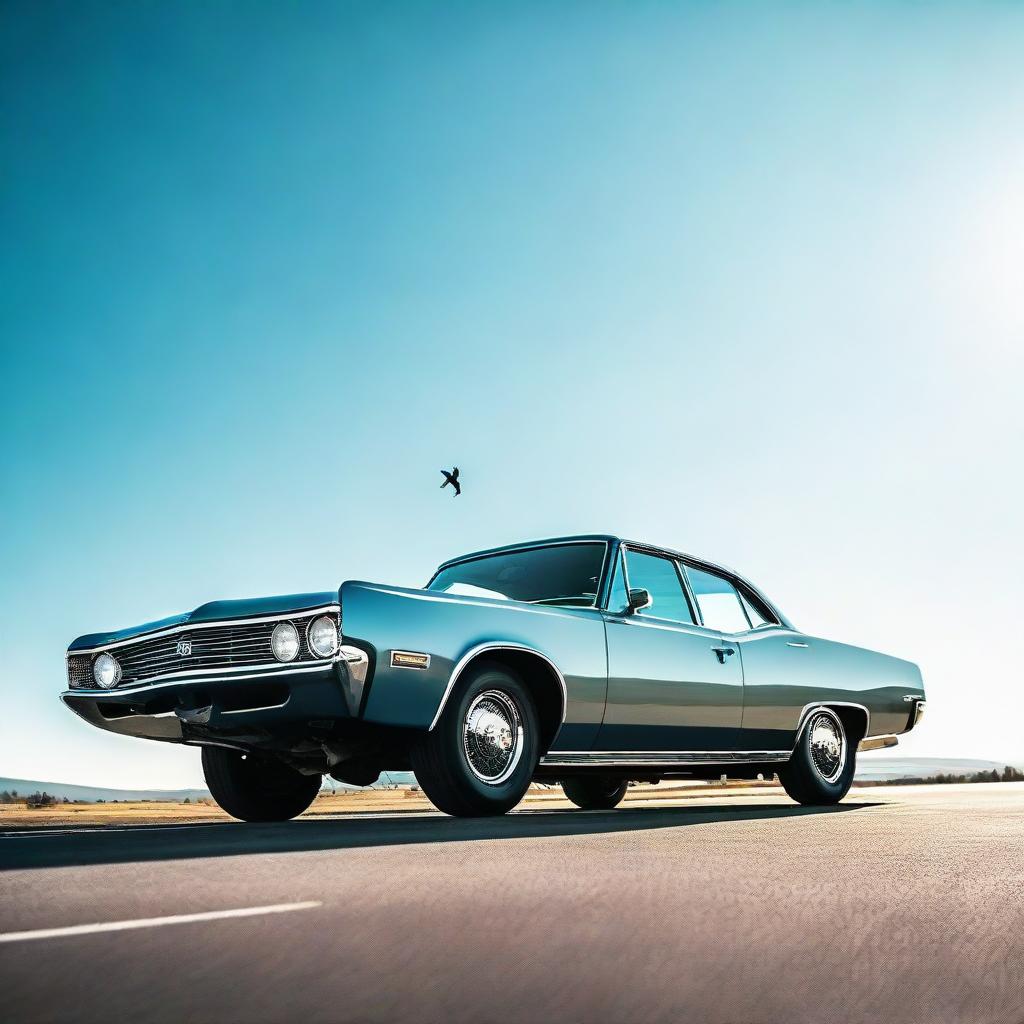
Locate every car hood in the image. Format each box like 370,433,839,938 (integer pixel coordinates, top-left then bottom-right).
68,591,338,651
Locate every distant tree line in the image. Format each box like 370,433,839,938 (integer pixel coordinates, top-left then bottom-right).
1,790,81,807
0,791,213,807
870,766,1024,787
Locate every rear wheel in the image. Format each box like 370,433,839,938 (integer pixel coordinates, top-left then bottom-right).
561,776,629,810
412,662,539,817
778,707,855,805
201,747,321,822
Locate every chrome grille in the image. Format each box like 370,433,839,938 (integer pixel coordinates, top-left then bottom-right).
66,655,93,687
67,611,336,689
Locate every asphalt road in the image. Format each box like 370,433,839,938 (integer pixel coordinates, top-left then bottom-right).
2,783,1023,1024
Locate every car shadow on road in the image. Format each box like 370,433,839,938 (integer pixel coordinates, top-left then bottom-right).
0,801,881,872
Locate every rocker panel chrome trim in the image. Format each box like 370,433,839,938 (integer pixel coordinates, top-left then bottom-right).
539,750,790,767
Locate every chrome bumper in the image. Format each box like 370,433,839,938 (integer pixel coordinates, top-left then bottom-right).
858,735,899,752
61,648,371,743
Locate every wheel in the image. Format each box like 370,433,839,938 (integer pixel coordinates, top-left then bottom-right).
411,661,539,817
561,776,629,810
201,746,321,822
778,707,855,806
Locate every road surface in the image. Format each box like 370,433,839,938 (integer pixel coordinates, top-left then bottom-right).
2,783,1022,1023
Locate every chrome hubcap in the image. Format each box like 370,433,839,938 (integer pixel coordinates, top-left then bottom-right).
463,690,523,785
807,711,846,783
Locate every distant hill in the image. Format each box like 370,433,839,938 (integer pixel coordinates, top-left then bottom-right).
4,761,1019,804
0,771,418,804
323,771,416,791
0,778,211,803
854,757,1019,781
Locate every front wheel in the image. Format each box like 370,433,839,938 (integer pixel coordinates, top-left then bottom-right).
411,662,539,817
778,707,855,806
561,776,629,810
201,747,321,822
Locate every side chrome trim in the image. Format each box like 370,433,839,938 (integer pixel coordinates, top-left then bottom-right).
540,750,790,767
220,699,292,715
793,701,872,745
428,642,568,732
67,605,341,656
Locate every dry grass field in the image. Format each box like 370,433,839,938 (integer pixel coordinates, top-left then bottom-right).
0,779,783,828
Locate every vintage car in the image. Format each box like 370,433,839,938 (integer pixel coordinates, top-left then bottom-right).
62,535,926,821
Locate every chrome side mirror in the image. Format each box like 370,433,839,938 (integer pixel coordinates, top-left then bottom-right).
627,588,651,613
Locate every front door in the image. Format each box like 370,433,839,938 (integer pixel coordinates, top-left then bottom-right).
596,547,744,753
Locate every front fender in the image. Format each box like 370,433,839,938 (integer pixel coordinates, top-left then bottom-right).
338,581,607,750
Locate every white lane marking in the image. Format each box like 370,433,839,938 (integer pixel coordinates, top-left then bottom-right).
0,901,322,944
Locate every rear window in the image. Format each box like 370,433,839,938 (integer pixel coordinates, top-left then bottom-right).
683,565,752,633
428,543,607,607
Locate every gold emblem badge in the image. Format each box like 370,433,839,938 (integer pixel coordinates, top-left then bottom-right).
391,650,430,670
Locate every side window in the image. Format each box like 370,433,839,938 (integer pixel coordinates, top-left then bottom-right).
740,590,772,628
684,565,752,633
624,550,695,624
605,549,628,614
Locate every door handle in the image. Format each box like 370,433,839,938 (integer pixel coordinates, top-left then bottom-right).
785,641,809,648
711,646,735,664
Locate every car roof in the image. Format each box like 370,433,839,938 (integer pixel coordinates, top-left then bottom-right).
437,534,737,575
434,534,792,628
435,534,618,568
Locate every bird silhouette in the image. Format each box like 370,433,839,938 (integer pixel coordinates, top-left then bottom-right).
440,466,461,496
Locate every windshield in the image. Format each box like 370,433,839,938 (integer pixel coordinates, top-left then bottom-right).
427,543,607,607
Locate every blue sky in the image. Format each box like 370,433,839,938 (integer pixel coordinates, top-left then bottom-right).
2,2,1023,787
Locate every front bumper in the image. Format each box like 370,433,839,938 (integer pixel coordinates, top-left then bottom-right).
61,647,370,743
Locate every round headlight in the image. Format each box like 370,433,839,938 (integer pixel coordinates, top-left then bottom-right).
93,653,122,688
271,622,299,662
307,615,339,659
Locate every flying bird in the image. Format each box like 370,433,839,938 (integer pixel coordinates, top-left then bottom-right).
440,467,461,496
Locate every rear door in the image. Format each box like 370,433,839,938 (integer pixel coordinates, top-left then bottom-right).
597,547,744,752
681,564,808,753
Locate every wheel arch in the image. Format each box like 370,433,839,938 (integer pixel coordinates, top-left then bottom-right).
795,701,869,749
430,643,567,755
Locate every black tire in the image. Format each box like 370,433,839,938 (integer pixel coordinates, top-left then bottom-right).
201,746,321,822
411,661,539,817
561,776,629,810
778,707,855,806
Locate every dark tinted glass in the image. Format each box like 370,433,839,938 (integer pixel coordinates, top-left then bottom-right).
740,591,771,628
624,550,694,623
428,543,606,607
